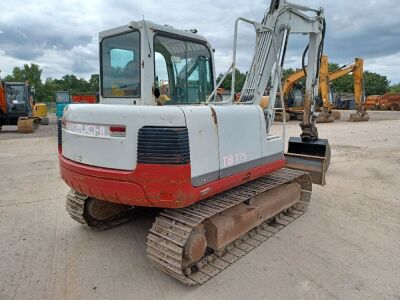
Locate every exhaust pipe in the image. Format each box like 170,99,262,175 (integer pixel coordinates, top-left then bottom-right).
285,137,330,186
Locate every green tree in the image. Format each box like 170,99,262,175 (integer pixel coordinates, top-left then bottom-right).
89,74,99,93
328,63,353,93
328,63,389,96
389,83,400,93
363,71,389,96
41,78,63,102
4,63,48,100
216,69,247,93
282,68,295,81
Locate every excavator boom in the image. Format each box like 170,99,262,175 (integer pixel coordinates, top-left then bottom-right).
328,58,368,121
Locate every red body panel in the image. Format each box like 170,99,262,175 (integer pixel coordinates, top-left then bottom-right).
72,95,97,104
59,154,285,208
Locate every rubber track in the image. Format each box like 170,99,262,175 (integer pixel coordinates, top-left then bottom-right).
146,168,312,286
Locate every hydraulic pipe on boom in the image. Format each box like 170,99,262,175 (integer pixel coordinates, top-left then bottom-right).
231,0,330,184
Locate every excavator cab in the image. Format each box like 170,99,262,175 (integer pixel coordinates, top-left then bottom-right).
55,91,72,119
0,82,39,133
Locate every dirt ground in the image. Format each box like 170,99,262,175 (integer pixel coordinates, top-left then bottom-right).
0,111,399,300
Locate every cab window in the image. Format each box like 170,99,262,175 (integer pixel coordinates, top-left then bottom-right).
101,31,140,98
154,35,213,104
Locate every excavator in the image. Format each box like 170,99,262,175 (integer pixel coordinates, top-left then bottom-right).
59,0,330,285
277,55,341,123
328,58,369,121
0,78,40,133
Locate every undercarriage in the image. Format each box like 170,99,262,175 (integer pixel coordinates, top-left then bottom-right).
66,168,311,286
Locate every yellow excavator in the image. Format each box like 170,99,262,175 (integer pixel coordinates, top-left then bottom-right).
277,65,337,123
328,58,369,122
0,79,40,133
277,55,368,122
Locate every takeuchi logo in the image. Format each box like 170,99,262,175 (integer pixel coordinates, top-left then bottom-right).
65,121,108,137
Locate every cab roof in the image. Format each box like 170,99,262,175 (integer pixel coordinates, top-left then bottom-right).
99,20,209,44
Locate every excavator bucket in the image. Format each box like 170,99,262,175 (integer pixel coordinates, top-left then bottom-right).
285,137,330,186
332,110,341,120
316,113,335,123
17,117,39,134
349,111,369,122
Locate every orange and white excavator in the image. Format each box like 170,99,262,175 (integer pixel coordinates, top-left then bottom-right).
59,0,330,285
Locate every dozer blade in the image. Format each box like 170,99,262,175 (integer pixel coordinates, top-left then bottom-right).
349,111,369,122
285,137,330,186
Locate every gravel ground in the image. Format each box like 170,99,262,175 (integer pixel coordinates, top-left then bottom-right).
0,114,58,140
0,110,399,300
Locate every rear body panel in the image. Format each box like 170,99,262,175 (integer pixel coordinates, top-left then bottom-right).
60,104,285,208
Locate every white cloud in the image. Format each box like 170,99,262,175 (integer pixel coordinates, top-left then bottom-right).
0,0,399,85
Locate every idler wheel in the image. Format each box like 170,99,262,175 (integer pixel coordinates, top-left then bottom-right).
184,225,207,263
85,198,128,221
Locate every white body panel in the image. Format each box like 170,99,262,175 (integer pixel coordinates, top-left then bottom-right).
214,105,261,177
181,106,220,186
62,104,186,170
62,104,284,186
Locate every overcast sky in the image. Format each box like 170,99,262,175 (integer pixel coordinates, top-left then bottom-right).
1,0,399,84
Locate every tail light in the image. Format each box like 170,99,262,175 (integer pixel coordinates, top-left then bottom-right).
109,125,126,138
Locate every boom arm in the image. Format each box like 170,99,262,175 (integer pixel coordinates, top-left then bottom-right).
328,58,365,112
282,69,305,97
237,0,325,140
319,55,332,111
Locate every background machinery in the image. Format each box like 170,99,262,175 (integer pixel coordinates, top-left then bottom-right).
59,0,330,285
55,91,98,119
55,91,72,119
0,79,40,133
328,58,369,121
277,56,367,122
33,102,49,125
277,55,343,123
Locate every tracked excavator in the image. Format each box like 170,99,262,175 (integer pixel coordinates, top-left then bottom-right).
329,58,369,121
275,68,306,121
0,79,40,133
276,55,341,123
59,0,330,285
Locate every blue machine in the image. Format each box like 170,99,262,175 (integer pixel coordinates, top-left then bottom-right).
55,91,71,119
